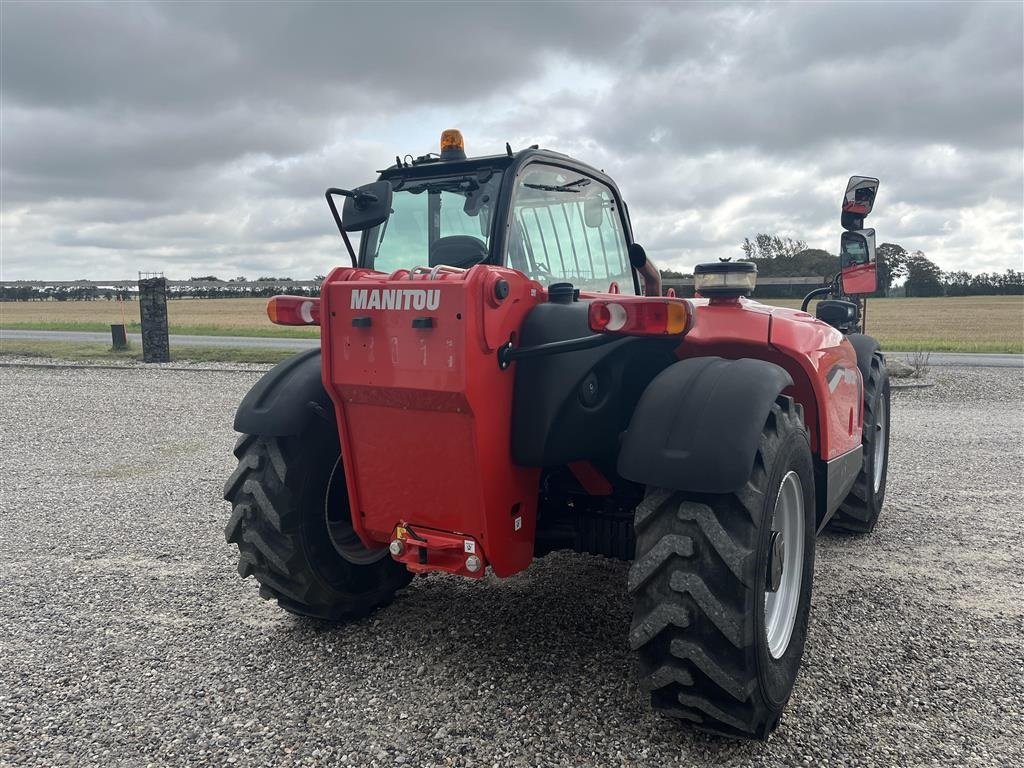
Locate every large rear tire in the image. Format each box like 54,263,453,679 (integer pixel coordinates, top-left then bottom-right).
828,350,890,533
223,418,411,621
628,396,815,739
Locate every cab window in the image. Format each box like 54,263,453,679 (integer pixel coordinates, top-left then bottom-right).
507,164,632,292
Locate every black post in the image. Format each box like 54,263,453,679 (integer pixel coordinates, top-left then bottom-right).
110,324,128,351
138,276,170,363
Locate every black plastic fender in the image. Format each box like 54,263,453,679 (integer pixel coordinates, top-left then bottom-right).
617,357,794,494
845,332,882,384
232,349,334,436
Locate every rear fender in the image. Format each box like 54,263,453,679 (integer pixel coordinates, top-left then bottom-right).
232,349,333,436
845,332,882,383
617,357,794,494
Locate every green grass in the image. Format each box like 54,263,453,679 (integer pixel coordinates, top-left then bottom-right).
0,320,319,339
0,340,295,364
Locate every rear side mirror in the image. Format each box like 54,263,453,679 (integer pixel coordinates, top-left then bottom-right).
840,228,877,295
841,176,879,231
338,181,393,232
628,243,648,270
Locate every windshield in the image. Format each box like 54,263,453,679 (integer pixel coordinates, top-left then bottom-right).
361,171,503,273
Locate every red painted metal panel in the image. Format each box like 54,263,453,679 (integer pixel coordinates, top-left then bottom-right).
678,298,862,459
319,265,543,577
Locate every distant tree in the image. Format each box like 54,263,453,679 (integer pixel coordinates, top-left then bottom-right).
739,234,835,278
904,250,944,297
741,234,807,262
943,268,1024,296
874,243,908,296
788,248,836,278
1002,269,1024,295
659,268,689,280
190,275,220,281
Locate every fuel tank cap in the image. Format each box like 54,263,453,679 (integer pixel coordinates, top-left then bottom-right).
547,282,578,304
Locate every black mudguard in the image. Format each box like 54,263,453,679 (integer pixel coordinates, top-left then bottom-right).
617,357,794,494
846,332,881,384
232,349,334,436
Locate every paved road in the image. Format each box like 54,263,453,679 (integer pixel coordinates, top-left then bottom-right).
3,328,1021,367
1,327,319,351
886,351,1023,368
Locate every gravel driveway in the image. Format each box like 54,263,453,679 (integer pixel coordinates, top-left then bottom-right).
1,361,1022,767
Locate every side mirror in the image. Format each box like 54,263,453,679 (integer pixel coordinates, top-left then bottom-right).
841,176,879,231
336,181,393,232
840,228,877,295
628,243,662,296
627,242,648,270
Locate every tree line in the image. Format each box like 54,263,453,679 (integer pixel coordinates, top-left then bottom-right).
658,235,1022,297
1,276,325,302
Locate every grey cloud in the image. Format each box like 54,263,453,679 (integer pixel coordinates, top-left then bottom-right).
2,2,637,112
591,3,1022,155
1,1,1020,280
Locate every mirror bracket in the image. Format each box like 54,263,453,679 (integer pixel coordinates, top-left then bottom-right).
326,181,395,268
326,188,358,267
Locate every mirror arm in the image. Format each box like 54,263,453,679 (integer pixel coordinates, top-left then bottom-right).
639,259,662,297
326,189,358,268
800,285,833,313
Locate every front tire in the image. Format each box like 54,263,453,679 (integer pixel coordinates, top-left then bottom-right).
828,350,891,533
628,396,816,739
223,420,411,621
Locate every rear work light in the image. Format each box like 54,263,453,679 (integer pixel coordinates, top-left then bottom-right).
588,298,690,336
267,295,321,326
693,261,757,298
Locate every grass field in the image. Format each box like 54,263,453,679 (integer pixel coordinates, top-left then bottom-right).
0,298,318,338
2,295,1022,355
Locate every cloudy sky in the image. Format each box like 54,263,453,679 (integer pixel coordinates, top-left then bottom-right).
2,1,1022,281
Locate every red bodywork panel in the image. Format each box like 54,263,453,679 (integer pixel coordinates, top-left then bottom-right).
679,298,862,460
319,265,543,577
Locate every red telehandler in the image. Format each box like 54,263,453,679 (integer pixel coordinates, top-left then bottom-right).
224,131,889,739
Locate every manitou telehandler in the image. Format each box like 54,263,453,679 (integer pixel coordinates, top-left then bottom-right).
224,131,890,739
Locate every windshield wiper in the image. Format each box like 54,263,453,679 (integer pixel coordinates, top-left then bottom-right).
524,178,591,193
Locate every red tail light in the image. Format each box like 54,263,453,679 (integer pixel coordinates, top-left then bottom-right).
267,295,321,326
588,298,690,336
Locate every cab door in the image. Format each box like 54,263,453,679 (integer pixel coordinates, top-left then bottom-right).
504,163,637,294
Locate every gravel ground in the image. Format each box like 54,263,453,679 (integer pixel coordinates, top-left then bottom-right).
1,361,1022,767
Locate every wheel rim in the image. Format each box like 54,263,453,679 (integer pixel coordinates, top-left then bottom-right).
764,471,805,659
872,397,887,494
324,457,388,565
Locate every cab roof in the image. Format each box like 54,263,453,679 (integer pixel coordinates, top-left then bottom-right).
376,147,616,191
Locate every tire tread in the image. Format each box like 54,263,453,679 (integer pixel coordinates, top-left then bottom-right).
224,434,408,621
628,396,809,739
829,352,889,533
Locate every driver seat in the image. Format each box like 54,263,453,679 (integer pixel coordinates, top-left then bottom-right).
429,236,487,269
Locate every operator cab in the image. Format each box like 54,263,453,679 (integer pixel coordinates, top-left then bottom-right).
331,130,643,295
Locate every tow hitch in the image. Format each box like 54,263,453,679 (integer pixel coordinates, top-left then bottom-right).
390,525,487,578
